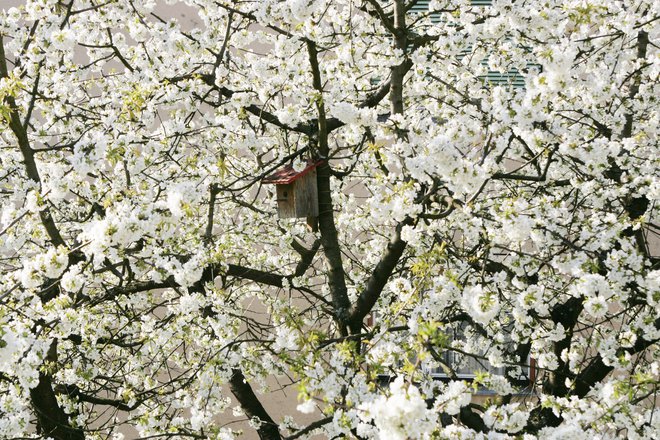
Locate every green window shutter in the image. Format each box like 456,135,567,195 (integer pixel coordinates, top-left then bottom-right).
408,0,440,23
408,0,430,13
483,69,527,88
409,0,493,11
409,1,494,25
410,0,529,89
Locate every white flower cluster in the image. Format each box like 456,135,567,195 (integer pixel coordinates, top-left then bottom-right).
19,247,68,289
462,285,500,326
358,377,437,440
483,403,529,433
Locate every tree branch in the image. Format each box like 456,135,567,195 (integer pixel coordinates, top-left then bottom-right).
285,416,333,440
306,40,352,334
349,1,411,332
0,36,66,247
28,342,84,440
225,263,285,288
349,219,412,331
228,369,282,440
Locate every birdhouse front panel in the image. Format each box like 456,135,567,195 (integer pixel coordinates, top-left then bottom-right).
276,183,296,218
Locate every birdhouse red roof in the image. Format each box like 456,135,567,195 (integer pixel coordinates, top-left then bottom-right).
262,160,324,185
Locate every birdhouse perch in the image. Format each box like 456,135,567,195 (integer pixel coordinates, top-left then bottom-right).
263,160,324,219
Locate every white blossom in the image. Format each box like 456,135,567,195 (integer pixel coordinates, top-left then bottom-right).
359,377,437,440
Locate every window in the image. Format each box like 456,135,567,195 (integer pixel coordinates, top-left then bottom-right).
370,311,533,396
410,0,535,89
424,322,505,380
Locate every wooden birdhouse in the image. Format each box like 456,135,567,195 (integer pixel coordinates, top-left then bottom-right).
263,160,324,219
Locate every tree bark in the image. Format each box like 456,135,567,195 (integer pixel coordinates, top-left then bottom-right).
0,37,66,247
306,40,352,335
29,342,85,440
228,369,282,440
